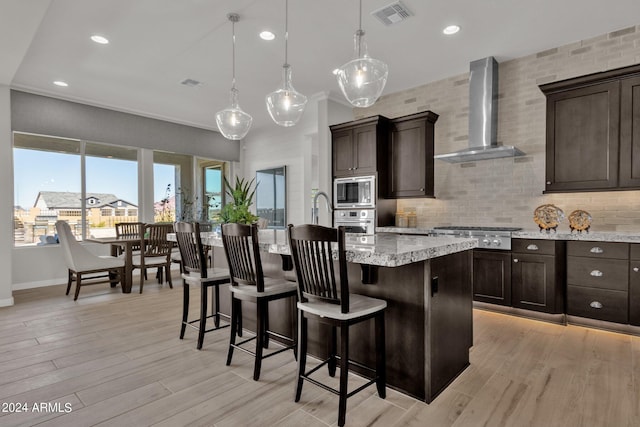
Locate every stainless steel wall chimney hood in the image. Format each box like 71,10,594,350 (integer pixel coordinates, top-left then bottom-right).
434,57,525,163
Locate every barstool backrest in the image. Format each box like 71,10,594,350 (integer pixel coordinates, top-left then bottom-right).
174,222,208,278
288,224,349,314
221,223,264,292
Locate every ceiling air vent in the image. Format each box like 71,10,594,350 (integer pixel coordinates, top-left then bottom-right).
180,78,202,87
371,1,413,26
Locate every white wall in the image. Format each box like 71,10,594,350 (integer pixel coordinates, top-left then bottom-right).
241,93,353,227
0,86,14,306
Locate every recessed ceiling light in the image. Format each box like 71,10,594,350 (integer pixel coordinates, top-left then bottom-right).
259,30,275,41
90,35,109,44
53,81,68,87
443,25,460,35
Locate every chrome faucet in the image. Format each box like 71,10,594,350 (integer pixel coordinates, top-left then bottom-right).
312,191,333,225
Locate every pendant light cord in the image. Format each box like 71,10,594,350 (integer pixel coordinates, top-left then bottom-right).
232,19,236,89
356,0,364,58
284,0,289,67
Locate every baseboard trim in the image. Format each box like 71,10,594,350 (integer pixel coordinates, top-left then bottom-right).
12,278,66,291
0,296,15,307
473,301,566,325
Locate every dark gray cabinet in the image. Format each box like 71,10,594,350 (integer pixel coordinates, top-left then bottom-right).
330,115,390,179
540,64,640,193
630,244,640,326
511,239,565,314
472,250,511,306
387,111,438,198
566,241,629,324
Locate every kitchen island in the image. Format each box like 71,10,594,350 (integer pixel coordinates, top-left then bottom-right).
189,230,477,403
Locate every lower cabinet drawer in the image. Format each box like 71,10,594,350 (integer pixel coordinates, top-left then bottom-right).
567,285,629,324
566,256,628,291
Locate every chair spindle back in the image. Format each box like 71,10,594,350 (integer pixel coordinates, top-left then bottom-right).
174,222,208,277
221,223,264,292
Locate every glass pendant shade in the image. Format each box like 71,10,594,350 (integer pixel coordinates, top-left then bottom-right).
266,65,307,127
216,87,252,140
337,29,388,108
216,13,252,140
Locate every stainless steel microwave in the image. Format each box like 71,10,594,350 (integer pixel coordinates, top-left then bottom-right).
333,175,375,209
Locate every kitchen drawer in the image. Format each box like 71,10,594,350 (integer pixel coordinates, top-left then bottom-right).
566,256,628,291
512,239,556,255
631,244,640,260
566,241,629,259
567,285,628,324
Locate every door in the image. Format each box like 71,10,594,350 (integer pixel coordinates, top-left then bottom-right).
512,253,556,313
620,76,640,188
473,250,512,306
332,129,355,177
545,81,620,192
353,125,378,175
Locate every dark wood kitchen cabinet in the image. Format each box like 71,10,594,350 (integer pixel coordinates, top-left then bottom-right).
331,115,390,179
472,250,511,306
630,244,640,326
387,111,438,198
540,64,640,193
566,241,629,324
511,239,565,314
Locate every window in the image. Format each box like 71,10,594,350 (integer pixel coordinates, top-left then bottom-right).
153,151,194,222
204,163,224,222
13,132,138,244
256,166,286,228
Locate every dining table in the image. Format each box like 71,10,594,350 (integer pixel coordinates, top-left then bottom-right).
85,235,143,293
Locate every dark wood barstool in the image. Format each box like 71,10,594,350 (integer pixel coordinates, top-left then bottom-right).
174,222,231,350
221,223,298,381
288,224,387,427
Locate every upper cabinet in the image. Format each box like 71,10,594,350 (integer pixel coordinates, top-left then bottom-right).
388,111,439,198
330,115,390,179
540,64,640,193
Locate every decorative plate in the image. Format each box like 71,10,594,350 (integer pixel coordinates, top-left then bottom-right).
533,204,565,232
568,209,592,233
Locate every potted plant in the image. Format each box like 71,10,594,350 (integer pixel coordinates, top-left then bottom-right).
219,176,259,224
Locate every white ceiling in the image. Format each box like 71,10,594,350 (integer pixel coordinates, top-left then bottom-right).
4,0,640,133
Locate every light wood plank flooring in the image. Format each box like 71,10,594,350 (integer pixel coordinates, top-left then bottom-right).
1,272,639,426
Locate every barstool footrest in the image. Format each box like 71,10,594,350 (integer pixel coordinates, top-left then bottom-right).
231,333,296,360
302,372,378,398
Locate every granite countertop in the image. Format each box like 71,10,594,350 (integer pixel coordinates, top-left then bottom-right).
512,230,640,243
377,226,640,244
193,230,477,268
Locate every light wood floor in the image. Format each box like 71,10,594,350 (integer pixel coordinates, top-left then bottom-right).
1,272,639,427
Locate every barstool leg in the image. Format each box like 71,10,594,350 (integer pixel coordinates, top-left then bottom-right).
338,323,349,427
226,296,239,365
328,325,337,377
253,300,265,381
263,303,270,349
375,312,386,398
180,281,189,339
197,282,208,350
66,270,72,295
213,285,220,328
294,310,307,402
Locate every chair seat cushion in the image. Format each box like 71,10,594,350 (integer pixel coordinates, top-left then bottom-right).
182,267,230,285
230,277,297,298
80,255,124,271
298,293,387,321
131,254,168,267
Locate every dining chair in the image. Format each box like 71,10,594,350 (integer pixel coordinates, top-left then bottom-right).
221,222,298,381
172,222,213,273
114,222,143,255
133,223,174,293
55,220,125,301
174,222,232,350
287,224,387,427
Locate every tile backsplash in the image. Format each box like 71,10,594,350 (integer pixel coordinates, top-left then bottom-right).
356,25,640,232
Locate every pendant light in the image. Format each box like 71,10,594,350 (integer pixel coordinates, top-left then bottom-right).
265,0,307,127
336,0,388,108
216,13,252,140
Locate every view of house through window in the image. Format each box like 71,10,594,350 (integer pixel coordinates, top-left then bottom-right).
14,133,227,246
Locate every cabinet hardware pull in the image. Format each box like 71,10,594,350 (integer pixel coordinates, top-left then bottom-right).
590,270,603,277
513,258,519,263
590,246,604,254
590,301,603,309
634,267,639,273
526,244,539,251
420,188,424,192
546,181,551,185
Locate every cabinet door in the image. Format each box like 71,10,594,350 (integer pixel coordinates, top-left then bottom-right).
620,76,640,188
512,253,557,313
352,125,378,175
631,259,640,326
473,250,511,306
332,129,355,177
388,118,434,198
545,81,620,192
